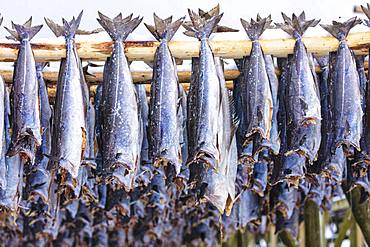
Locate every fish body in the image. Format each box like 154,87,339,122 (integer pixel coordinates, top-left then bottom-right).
185,12,224,170
146,15,184,177
321,18,362,153
135,84,150,166
46,12,88,178
97,13,142,191
6,21,43,161
203,58,238,214
0,84,23,212
28,63,52,202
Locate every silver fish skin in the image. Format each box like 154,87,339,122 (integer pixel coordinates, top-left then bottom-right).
204,58,238,214
0,86,23,212
145,15,184,176
135,84,150,166
0,77,6,189
97,12,142,191
265,55,280,155
82,99,96,167
28,63,52,203
321,18,363,152
6,21,43,161
240,16,273,148
184,11,224,169
36,62,52,155
177,84,189,171
287,38,321,128
45,12,88,178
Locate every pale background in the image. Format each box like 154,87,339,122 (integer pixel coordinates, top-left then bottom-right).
0,0,368,40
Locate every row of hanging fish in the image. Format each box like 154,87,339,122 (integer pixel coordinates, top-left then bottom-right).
0,4,369,246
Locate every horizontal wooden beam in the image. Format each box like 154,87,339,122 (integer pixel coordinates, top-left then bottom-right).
44,81,235,98
0,31,369,62
0,68,241,83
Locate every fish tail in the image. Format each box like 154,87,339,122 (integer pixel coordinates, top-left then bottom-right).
45,11,98,38
144,14,185,41
320,17,361,40
183,9,223,39
4,17,42,41
275,11,320,38
97,12,142,41
361,4,370,28
240,14,272,41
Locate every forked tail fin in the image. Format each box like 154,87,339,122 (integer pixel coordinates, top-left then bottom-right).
4,17,42,41
240,14,272,41
97,12,142,41
144,13,185,41
320,17,361,41
275,11,320,38
183,8,223,39
45,11,100,39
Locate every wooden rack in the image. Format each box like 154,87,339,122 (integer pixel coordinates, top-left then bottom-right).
0,31,369,62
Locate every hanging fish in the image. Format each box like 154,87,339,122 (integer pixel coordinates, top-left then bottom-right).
183,8,223,182
145,14,185,179
27,62,52,203
265,55,281,155
239,15,273,155
358,5,370,163
320,17,362,155
0,80,23,212
275,12,321,185
202,58,238,214
45,11,92,178
135,84,150,166
97,12,142,191
5,17,42,162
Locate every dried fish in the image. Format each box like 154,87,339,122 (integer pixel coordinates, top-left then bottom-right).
5,18,42,162
321,17,362,154
145,14,184,179
97,12,143,191
239,15,273,153
45,11,89,178
276,12,321,185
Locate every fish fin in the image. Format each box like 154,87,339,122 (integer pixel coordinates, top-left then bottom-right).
361,4,370,27
144,13,185,41
44,17,64,37
36,62,49,71
0,15,3,27
240,14,272,41
46,11,96,38
183,9,223,39
198,5,238,33
199,4,220,19
320,17,361,40
228,91,239,138
97,12,142,41
5,20,43,41
23,17,32,27
215,25,239,33
276,11,319,37
83,61,102,75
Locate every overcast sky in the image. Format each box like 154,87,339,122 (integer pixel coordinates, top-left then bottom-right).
0,0,367,40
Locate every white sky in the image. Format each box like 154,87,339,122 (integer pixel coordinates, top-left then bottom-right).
0,0,368,40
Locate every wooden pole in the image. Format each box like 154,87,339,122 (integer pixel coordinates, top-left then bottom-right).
0,31,370,62
345,187,370,245
304,200,323,247
0,68,241,84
